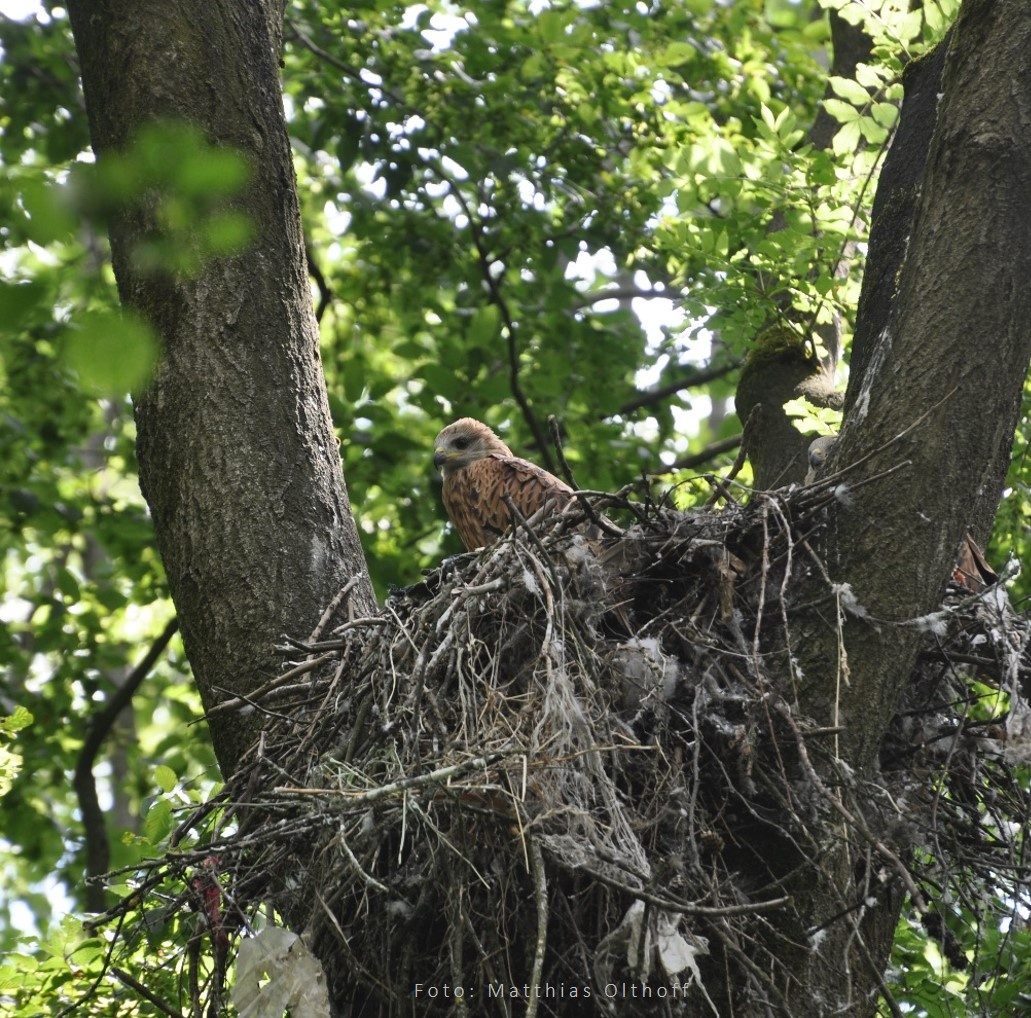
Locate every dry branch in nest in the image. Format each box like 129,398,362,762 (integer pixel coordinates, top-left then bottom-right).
91,481,1031,1017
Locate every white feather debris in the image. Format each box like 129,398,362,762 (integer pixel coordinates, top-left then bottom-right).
593,901,719,1015
908,611,950,637
521,567,541,596
232,927,331,1018
610,637,681,709
831,582,868,619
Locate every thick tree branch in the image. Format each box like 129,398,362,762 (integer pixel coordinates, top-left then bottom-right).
611,360,740,418
738,11,874,489
659,434,743,474
744,3,1031,997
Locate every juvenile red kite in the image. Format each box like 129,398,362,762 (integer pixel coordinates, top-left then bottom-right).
432,418,573,550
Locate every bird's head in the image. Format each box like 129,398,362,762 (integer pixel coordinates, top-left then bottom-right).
432,418,514,476
807,434,839,473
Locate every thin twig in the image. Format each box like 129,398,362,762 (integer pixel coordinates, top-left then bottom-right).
309,575,362,641
205,653,334,714
526,839,548,1018
547,414,579,490
305,242,332,323
273,752,509,801
655,434,743,474
111,967,184,1018
610,360,741,417
545,415,622,537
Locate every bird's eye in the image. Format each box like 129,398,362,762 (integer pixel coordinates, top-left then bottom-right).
452,437,472,451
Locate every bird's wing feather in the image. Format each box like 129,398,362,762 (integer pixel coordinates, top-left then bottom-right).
443,454,573,550
953,533,998,592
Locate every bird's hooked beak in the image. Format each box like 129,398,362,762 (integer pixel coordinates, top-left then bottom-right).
432,447,451,470
807,435,838,470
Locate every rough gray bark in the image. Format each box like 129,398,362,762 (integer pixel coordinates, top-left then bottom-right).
65,0,376,773
806,0,1031,763
847,38,950,421
778,2,1031,1011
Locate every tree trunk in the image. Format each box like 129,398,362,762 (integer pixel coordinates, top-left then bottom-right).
799,0,1031,765
773,1,1031,1009
65,0,376,773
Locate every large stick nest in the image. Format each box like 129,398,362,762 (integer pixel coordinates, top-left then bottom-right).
95,483,1031,1017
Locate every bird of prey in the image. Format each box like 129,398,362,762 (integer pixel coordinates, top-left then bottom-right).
804,434,997,592
805,434,839,485
433,418,574,551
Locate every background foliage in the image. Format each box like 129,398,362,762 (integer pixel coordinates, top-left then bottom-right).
3,0,1028,1013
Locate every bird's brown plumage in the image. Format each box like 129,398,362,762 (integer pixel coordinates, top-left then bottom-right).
433,418,573,550
952,532,998,592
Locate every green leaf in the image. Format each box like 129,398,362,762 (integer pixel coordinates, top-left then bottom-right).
0,281,48,333
828,75,870,106
337,115,366,174
0,707,34,736
872,102,899,129
822,98,860,124
176,147,251,198
154,764,178,793
858,116,889,145
342,354,368,403
0,954,39,989
199,211,254,255
54,567,81,603
62,309,160,396
537,8,568,44
417,362,464,401
658,41,697,69
897,10,925,43
832,120,863,156
0,743,23,798
854,63,887,89
143,797,174,845
925,2,947,34
520,52,546,80
19,178,77,244
467,304,501,348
